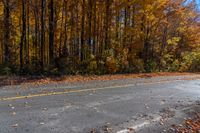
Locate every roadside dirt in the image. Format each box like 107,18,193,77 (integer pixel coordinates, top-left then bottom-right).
0,72,199,87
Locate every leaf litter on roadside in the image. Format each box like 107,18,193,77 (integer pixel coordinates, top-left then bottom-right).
172,113,200,133
1,72,197,87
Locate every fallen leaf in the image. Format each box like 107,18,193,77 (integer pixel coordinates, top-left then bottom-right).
128,127,135,131
11,112,16,115
11,124,18,128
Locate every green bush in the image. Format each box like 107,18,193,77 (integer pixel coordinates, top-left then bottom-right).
0,65,12,75
87,60,97,73
170,59,180,71
145,60,157,72
180,52,200,72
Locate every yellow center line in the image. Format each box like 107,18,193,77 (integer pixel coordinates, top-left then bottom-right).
0,77,199,101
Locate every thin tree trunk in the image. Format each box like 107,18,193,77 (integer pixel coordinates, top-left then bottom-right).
105,0,110,50
59,0,65,57
88,0,92,53
80,0,85,61
3,0,10,65
40,0,46,70
93,0,96,55
33,5,39,62
63,0,68,56
49,0,54,67
20,0,26,71
26,0,30,65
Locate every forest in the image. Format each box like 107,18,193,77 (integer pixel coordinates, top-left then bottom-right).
0,0,200,75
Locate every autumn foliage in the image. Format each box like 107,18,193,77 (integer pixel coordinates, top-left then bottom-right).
0,0,200,75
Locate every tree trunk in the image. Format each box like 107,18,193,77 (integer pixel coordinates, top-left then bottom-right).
40,0,46,70
3,0,10,65
26,0,30,66
20,0,26,72
63,0,68,57
80,0,85,61
92,0,97,55
88,0,92,53
59,0,65,57
49,0,54,67
105,0,110,50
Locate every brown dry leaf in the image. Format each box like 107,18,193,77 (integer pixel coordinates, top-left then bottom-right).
11,124,18,128
11,112,16,116
128,127,135,132
172,114,200,133
104,127,112,132
90,129,96,133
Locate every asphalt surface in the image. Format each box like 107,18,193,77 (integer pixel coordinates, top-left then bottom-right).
0,75,200,133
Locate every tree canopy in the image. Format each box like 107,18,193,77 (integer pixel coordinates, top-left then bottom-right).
0,0,200,75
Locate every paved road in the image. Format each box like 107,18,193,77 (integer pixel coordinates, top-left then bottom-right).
0,75,200,133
